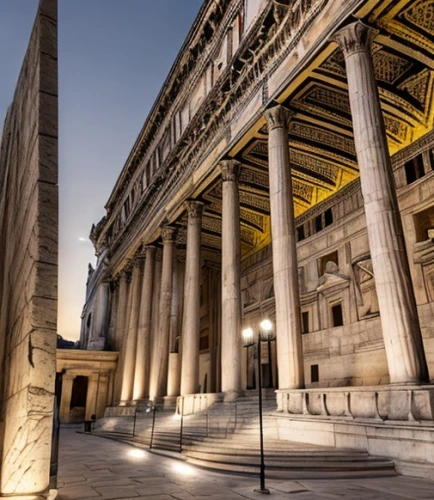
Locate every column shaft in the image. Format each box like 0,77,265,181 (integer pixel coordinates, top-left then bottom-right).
120,257,143,402
59,374,74,423
150,227,176,400
180,201,204,395
265,105,304,390
221,161,242,398
334,22,429,384
133,246,155,400
85,373,99,420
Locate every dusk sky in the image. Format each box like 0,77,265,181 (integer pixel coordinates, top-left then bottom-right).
0,0,203,341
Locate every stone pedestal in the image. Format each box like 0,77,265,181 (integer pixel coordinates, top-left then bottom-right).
133,246,155,400
149,227,176,400
334,22,429,384
180,201,204,395
265,106,304,390
220,161,242,399
121,256,143,402
59,374,75,423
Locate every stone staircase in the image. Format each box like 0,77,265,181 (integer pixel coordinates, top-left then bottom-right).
93,391,396,479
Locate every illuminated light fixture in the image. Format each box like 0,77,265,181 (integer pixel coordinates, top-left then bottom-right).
242,327,254,343
260,319,273,333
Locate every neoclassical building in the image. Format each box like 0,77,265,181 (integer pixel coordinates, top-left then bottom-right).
79,0,434,460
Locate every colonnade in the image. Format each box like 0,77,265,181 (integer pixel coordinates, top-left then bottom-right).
112,21,428,405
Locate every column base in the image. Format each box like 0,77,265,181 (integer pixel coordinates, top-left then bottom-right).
163,395,178,409
223,390,240,403
2,490,59,499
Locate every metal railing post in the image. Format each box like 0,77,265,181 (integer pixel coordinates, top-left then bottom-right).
179,397,184,453
132,407,137,437
150,405,156,449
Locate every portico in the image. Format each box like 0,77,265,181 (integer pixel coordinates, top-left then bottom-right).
80,0,434,472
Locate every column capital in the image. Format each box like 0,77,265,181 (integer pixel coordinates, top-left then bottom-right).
333,21,378,58
184,200,205,220
220,160,240,183
264,105,291,132
161,226,177,243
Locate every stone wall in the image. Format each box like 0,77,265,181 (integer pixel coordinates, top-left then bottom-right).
0,0,58,497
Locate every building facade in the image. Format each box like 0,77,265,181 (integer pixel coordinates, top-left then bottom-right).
80,0,434,434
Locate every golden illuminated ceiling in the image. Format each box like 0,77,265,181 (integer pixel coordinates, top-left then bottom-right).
179,0,433,259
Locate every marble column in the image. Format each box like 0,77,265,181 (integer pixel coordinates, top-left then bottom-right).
150,227,177,400
96,372,109,418
166,256,184,399
133,246,156,400
59,373,75,423
180,201,204,395
114,271,129,351
220,160,242,399
113,268,131,404
121,254,144,402
334,21,429,384
264,105,304,390
85,373,99,420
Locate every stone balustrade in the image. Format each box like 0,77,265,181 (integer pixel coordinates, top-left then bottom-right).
276,386,434,423
177,393,224,416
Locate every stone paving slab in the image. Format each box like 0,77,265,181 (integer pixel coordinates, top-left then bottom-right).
57,427,434,499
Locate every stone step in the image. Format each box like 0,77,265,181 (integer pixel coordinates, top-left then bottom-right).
185,456,396,479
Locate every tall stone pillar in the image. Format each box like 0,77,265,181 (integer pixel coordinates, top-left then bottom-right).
220,160,242,399
133,246,156,400
264,105,304,390
334,21,429,384
96,372,109,418
85,373,99,420
59,373,75,423
120,255,144,402
180,201,204,395
149,227,176,401
166,256,184,399
114,271,129,351
113,268,131,404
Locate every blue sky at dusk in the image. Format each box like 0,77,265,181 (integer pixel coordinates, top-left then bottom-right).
0,0,203,340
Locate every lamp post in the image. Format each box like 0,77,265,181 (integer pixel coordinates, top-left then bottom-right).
242,319,274,495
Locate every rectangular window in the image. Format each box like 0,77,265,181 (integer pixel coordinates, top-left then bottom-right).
311,364,319,383
297,225,305,242
405,154,424,184
302,311,309,334
331,303,343,327
324,208,333,227
315,214,323,232
318,250,339,276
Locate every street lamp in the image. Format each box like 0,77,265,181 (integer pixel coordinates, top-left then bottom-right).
242,319,275,495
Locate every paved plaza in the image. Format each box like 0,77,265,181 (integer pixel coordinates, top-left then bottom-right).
57,427,434,499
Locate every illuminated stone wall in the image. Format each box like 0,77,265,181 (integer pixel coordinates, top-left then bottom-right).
0,0,58,497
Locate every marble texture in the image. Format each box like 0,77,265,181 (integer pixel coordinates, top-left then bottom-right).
265,105,304,390
149,227,176,401
334,21,429,384
180,201,204,396
120,256,143,402
220,161,242,399
133,246,155,401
